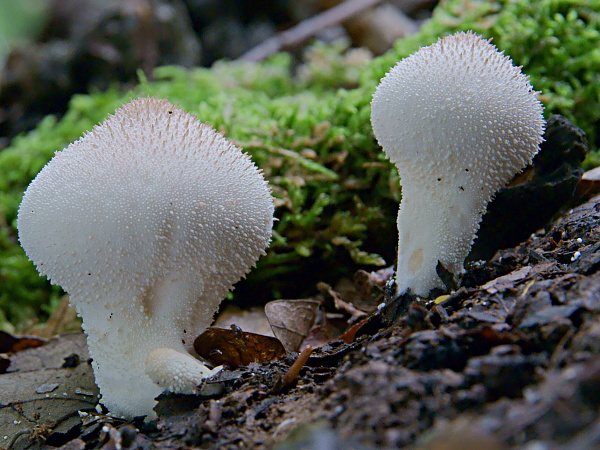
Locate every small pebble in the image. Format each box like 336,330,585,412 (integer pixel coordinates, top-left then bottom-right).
36,383,60,394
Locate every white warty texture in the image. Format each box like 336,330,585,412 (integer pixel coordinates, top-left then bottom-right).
371,31,545,297
18,98,274,418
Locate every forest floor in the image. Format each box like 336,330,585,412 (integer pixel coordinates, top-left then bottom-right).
2,184,599,449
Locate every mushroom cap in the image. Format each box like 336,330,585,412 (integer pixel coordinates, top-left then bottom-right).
371,31,544,188
17,97,274,417
18,97,273,315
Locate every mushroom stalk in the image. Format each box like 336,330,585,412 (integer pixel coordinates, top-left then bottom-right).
394,170,495,295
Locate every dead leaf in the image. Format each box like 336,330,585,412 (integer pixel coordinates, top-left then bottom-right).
577,167,600,199
213,305,274,337
27,295,80,338
7,332,88,373
194,326,285,369
302,323,334,348
335,276,383,313
318,282,367,323
0,330,46,353
265,300,320,353
0,333,98,443
338,317,370,343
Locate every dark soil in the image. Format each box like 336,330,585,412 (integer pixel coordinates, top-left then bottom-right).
2,189,600,448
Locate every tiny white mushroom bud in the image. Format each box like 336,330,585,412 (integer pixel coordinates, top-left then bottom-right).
145,347,222,394
17,98,274,418
371,31,544,297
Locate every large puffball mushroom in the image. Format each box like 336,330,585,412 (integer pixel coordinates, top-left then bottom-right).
371,31,545,298
17,98,274,418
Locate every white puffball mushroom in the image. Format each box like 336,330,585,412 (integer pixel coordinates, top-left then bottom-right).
17,97,274,418
371,31,545,298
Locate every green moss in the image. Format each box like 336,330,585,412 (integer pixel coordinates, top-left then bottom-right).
1,0,599,328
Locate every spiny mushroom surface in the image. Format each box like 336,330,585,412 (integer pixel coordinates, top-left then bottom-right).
17,98,274,418
371,31,545,298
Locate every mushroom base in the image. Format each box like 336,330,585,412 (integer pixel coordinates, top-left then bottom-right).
394,181,489,298
77,295,216,419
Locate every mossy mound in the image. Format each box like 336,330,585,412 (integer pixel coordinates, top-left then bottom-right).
1,0,598,328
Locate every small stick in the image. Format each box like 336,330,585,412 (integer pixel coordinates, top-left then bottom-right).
239,0,385,62
273,345,314,392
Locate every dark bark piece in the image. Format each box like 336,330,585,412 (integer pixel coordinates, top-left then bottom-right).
469,115,588,262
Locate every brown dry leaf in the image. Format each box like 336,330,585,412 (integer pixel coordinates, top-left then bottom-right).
576,167,600,199
337,317,370,344
213,305,274,336
318,282,368,323
353,267,393,309
0,330,46,354
334,276,383,313
7,332,88,373
27,296,80,338
0,332,98,443
302,323,334,349
194,326,285,369
264,299,320,353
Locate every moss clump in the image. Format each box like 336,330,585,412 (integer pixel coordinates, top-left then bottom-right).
1,0,598,328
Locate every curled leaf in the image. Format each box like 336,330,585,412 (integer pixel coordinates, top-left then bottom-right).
265,300,320,353
194,326,285,369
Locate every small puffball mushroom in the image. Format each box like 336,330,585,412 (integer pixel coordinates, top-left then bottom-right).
145,348,222,394
371,31,544,298
17,98,274,418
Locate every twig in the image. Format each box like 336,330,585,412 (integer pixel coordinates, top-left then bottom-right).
272,345,314,392
239,0,385,62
